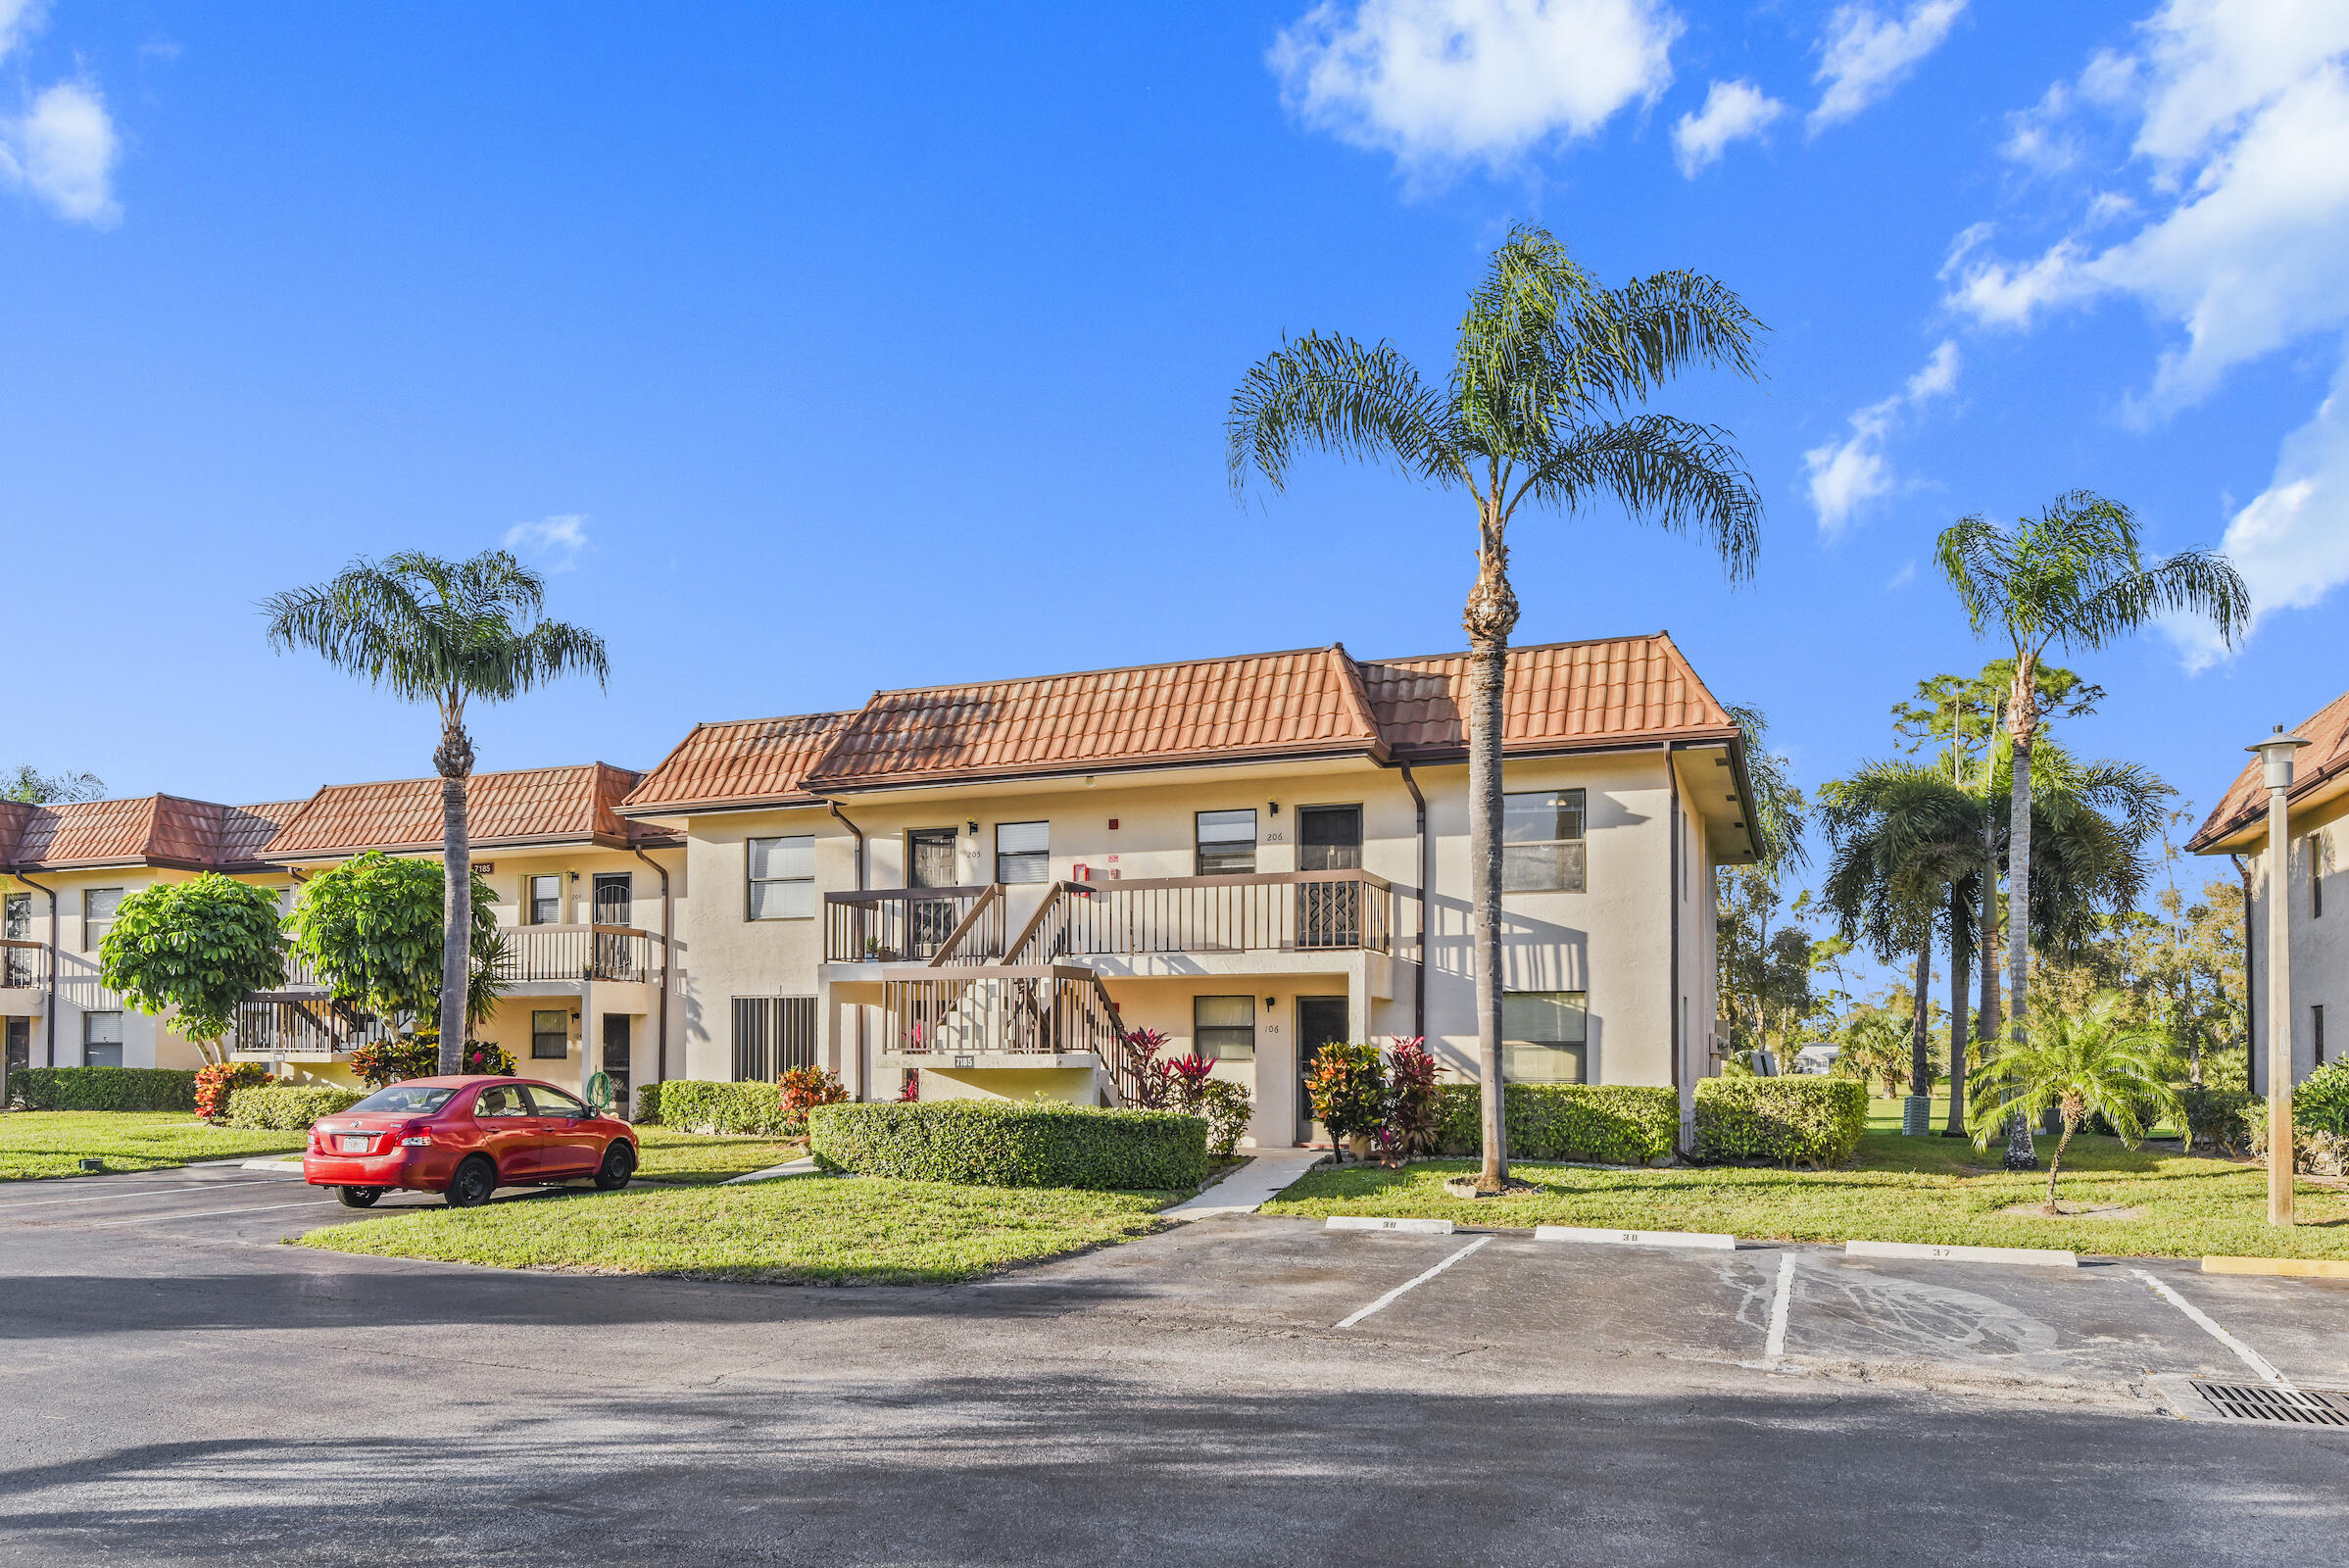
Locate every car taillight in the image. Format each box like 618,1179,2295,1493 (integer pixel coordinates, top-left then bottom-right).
395,1118,432,1148
400,1136,431,1147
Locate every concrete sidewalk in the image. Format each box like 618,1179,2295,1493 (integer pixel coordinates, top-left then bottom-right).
1163,1150,1326,1220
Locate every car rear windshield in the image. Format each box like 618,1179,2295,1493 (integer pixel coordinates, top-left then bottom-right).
346,1084,461,1115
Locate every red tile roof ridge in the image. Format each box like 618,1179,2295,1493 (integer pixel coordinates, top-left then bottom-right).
858,643,1348,699
1363,629,1678,665
2188,686,2349,852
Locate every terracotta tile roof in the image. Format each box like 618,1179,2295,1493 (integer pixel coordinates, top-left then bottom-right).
802,646,1386,792
2188,688,2349,853
0,794,300,871
262,763,647,860
1359,633,1738,760
619,712,856,815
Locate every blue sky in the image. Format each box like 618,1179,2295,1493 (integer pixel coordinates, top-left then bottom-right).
5,1,2344,914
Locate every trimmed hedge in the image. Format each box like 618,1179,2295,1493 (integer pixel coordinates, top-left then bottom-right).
2179,1085,2255,1154
1694,1076,1868,1168
223,1085,367,1130
809,1101,1207,1191
637,1080,796,1136
13,1066,196,1112
1434,1083,1679,1165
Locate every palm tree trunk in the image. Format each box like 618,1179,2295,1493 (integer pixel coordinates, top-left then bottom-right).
1908,939,1933,1114
1463,530,1517,1188
2004,729,2037,1171
2043,1119,2074,1213
1979,838,2000,1060
1945,880,1971,1137
436,715,474,1077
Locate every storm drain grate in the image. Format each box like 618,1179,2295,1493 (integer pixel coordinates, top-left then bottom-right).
2191,1382,2349,1426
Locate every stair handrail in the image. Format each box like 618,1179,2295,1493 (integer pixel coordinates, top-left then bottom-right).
925,883,1005,968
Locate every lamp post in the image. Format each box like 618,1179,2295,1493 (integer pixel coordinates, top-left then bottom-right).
2249,726,2311,1227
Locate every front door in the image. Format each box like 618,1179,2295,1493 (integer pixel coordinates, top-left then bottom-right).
601,1013,632,1119
592,873,634,977
1296,995,1350,1144
906,828,960,957
1297,806,1363,948
4,1018,26,1074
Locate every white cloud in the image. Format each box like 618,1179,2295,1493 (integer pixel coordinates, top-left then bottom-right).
1672,78,1784,176
0,3,121,227
1886,560,1918,589
1270,0,1680,172
2166,352,2349,670
503,514,591,570
1803,339,1961,534
1810,0,1967,131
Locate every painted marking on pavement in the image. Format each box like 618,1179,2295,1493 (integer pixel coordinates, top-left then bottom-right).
1765,1250,1796,1360
1326,1215,1455,1235
2131,1267,2296,1392
1335,1236,1493,1329
85,1199,342,1229
1536,1225,1736,1250
1845,1239,2078,1268
0,1178,289,1212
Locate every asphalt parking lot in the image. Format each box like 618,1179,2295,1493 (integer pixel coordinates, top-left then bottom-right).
5,1164,2349,1564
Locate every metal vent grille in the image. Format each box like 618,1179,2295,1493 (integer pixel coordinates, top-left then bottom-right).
2192,1382,2349,1426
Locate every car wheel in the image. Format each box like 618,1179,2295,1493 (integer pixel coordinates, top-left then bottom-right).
594,1139,637,1191
335,1186,382,1209
444,1155,498,1208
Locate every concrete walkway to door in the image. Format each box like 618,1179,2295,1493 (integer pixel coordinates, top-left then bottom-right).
1164,1149,1327,1221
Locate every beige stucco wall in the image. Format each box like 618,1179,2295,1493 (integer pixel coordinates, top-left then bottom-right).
2236,783,2349,1089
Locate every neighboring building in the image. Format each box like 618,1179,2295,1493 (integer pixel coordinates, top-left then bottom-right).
0,794,299,1075
3,630,1761,1149
2189,690,2349,1093
620,634,1759,1147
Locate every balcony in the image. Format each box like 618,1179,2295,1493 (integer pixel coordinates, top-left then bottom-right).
825,871,1395,964
2,938,49,998
876,964,1139,1102
233,995,395,1060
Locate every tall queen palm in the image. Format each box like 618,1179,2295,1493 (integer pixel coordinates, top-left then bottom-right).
1936,494,2245,1168
1228,226,1765,1188
265,551,609,1074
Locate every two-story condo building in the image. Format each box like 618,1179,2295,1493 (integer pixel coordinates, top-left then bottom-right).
3,631,1759,1150
2189,688,2349,1093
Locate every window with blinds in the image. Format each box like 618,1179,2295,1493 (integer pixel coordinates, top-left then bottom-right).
1502,990,1589,1082
1196,809,1257,876
733,996,818,1081
1502,790,1587,892
1194,995,1256,1060
996,820,1049,884
83,887,123,952
747,836,814,919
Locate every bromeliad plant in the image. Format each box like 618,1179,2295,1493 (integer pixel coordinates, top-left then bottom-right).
1966,989,2184,1214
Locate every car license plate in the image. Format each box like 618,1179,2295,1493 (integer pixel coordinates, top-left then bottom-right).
337,1134,373,1152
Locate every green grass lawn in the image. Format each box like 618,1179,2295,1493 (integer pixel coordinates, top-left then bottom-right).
0,1111,307,1180
1262,1109,2348,1261
299,1175,1181,1285
630,1127,808,1185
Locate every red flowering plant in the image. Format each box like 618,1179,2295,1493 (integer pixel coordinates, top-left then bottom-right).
778,1065,850,1127
1378,1036,1444,1165
1119,1028,1175,1109
1165,1051,1218,1112
897,1070,920,1102
193,1061,269,1121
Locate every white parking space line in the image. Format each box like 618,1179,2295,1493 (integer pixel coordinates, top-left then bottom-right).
85,1199,340,1229
2131,1267,2296,1392
0,1179,289,1212
1334,1236,1493,1330
1765,1250,1796,1360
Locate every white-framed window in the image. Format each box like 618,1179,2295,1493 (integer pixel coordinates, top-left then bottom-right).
531,1008,569,1060
525,875,563,926
82,1010,123,1069
1503,990,1589,1083
995,820,1049,884
1196,809,1257,876
747,836,814,920
1502,791,1587,893
3,892,30,989
1194,995,1256,1060
83,887,124,952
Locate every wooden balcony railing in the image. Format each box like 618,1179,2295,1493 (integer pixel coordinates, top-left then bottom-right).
489,924,662,984
831,871,1395,963
1,938,48,991
232,994,395,1059
879,965,1136,1096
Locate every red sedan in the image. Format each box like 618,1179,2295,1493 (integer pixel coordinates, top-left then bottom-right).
303,1075,638,1209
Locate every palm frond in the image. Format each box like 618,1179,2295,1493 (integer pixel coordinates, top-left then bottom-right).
1226,332,1459,501
1511,414,1761,580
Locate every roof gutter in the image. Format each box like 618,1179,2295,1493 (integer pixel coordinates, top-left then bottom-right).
827,801,866,891
1392,760,1429,1041
632,847,674,1090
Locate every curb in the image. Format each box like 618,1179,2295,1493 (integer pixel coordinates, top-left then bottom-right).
1846,1240,2077,1268
1326,1216,1454,1235
2202,1255,2349,1280
719,1158,824,1185
239,1159,306,1174
1536,1225,1735,1250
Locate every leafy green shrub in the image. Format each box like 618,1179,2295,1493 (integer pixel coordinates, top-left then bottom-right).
1196,1079,1253,1157
1306,1042,1388,1141
223,1084,367,1130
638,1080,798,1136
13,1066,197,1112
809,1101,1207,1191
2178,1085,2254,1153
2293,1063,2349,1138
1695,1076,1868,1168
1434,1083,1679,1164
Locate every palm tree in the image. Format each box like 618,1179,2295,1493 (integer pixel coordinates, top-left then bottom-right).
264,551,609,1073
1937,493,2246,1168
1820,760,1982,1127
1228,225,1765,1188
1966,989,2183,1213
